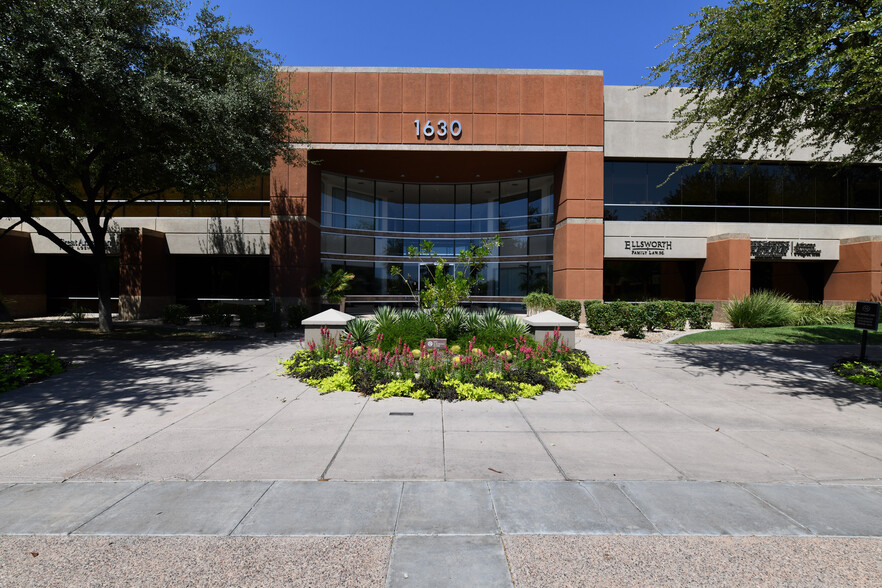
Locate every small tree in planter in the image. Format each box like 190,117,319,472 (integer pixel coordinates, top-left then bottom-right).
391,236,501,335
316,269,354,312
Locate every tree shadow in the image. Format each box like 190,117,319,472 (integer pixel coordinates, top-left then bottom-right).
659,343,882,408
0,338,291,445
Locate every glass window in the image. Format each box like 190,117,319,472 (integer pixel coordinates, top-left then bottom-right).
715,165,749,207
346,235,373,255
403,184,420,233
500,236,528,256
848,168,880,210
420,184,454,233
346,261,374,294
375,237,403,256
346,178,374,230
528,234,553,256
608,162,647,204
500,180,528,231
321,174,346,228
455,185,471,233
528,175,555,229
647,163,682,205
471,182,499,232
375,181,403,232
321,232,344,254
680,166,715,206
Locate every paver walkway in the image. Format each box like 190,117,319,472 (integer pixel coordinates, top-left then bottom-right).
0,336,880,586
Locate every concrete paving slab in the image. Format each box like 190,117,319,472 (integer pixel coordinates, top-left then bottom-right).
441,401,531,432
72,427,253,481
350,397,442,432
742,483,882,536
724,430,882,482
595,404,710,432
490,481,609,534
75,481,269,535
620,481,811,536
324,430,444,480
540,432,683,481
387,535,511,588
396,481,497,535
662,401,790,431
444,431,563,481
233,481,401,536
628,431,811,482
0,424,163,482
516,400,620,432
258,391,366,432
197,428,347,481
172,378,296,430
0,482,142,534
579,482,658,534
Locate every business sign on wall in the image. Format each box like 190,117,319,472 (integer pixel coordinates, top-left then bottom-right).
750,240,839,261
604,237,707,259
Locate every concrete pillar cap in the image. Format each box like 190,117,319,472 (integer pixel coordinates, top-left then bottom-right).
301,308,356,326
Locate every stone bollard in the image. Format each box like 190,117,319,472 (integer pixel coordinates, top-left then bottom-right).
523,310,578,348
302,309,355,346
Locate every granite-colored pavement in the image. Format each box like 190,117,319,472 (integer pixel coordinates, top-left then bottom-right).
0,335,880,586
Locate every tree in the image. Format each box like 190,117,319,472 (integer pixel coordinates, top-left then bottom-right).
647,0,882,167
0,0,305,331
316,268,354,312
391,236,501,334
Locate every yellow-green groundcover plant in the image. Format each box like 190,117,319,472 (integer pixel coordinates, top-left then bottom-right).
282,328,603,401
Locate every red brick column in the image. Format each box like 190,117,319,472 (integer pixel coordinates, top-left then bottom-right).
552,151,604,301
696,234,751,312
825,237,882,303
0,229,46,317
269,152,321,306
119,227,174,319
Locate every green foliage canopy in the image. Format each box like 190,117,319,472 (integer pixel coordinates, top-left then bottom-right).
0,0,305,330
647,0,882,166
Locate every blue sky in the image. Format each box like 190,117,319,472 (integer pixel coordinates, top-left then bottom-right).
186,0,712,86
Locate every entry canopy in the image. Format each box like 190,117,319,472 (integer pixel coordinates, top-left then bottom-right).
523,310,578,328
301,309,355,326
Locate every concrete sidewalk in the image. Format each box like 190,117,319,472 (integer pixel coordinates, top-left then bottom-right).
0,336,880,586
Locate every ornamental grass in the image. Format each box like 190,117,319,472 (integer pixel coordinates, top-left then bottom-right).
282,326,603,401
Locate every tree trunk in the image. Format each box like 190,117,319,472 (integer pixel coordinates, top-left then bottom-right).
339,297,346,313
94,253,114,332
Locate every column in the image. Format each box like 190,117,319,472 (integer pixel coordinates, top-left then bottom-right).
825,236,882,303
119,227,174,319
696,233,751,313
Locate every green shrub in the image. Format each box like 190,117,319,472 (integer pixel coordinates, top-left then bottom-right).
555,299,582,323
287,304,310,329
478,307,504,331
238,304,260,328
162,304,190,326
724,290,797,328
659,300,688,330
685,302,714,329
605,301,630,330
524,291,557,314
498,315,529,339
344,318,376,346
584,303,615,335
642,301,664,331
1,351,66,393
792,303,855,326
623,304,646,339
201,303,233,327
377,310,435,351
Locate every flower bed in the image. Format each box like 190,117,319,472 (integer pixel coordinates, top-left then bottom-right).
282,328,603,401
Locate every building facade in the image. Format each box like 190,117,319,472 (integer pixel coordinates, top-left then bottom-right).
1,67,880,318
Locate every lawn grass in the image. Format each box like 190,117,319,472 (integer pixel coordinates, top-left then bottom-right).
670,323,882,345
0,321,244,341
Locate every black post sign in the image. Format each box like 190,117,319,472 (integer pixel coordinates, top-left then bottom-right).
854,301,880,361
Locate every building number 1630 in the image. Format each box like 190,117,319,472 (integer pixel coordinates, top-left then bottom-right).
414,119,462,139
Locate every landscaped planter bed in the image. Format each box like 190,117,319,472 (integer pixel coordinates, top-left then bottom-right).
282,327,603,402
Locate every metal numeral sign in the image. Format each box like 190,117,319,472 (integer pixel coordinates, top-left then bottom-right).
414,119,462,139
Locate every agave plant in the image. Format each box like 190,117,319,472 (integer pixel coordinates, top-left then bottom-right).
479,307,504,331
373,306,399,332
344,318,376,346
498,315,529,339
444,306,468,334
464,310,482,333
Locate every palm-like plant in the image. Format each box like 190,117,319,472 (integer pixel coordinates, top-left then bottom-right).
479,307,504,331
373,306,399,332
317,269,354,312
344,318,376,346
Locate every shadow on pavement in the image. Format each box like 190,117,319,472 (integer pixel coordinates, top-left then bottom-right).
660,343,882,409
0,338,290,445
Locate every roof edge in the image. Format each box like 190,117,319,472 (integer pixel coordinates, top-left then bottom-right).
277,66,603,76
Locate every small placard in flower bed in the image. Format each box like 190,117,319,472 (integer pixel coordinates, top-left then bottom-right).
425,338,447,350
281,332,604,402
